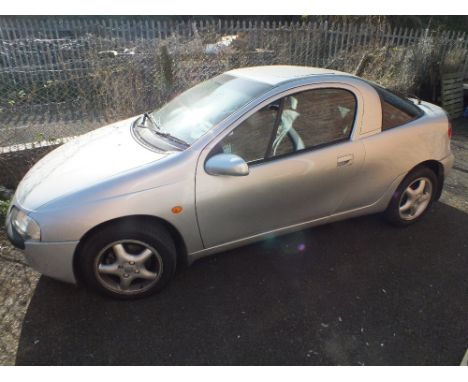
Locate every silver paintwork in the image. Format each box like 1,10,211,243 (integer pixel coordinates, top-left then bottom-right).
7,66,455,284
205,153,249,176
21,240,78,283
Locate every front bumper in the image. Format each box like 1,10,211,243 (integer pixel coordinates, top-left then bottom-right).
22,241,79,284
6,204,78,284
6,217,78,283
5,212,25,249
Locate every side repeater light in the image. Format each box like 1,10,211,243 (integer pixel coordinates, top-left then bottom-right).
171,206,183,214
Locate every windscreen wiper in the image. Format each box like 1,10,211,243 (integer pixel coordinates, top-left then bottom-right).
141,112,159,129
152,130,190,148
139,112,189,148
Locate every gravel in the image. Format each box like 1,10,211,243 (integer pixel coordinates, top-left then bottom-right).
0,231,39,365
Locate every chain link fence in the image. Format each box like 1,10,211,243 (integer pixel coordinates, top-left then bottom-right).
0,16,467,149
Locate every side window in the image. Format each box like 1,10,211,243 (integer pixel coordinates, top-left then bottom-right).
381,101,417,130
217,104,278,162
371,84,423,131
271,88,356,157
272,133,295,156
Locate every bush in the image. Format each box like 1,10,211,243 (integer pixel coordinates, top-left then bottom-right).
0,199,10,227
327,31,467,101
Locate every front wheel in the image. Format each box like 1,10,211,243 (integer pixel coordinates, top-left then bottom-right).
385,167,438,227
78,220,177,299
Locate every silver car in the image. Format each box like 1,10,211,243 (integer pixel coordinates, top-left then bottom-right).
5,66,454,299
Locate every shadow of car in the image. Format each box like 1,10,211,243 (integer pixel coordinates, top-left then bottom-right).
16,203,468,365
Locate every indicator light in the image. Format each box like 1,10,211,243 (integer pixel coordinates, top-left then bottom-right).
171,206,183,214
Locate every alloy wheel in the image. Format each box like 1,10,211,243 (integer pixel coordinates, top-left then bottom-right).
94,240,163,294
398,177,433,221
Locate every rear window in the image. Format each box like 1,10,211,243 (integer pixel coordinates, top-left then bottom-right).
370,84,424,131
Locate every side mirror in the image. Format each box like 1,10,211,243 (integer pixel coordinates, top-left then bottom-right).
205,153,249,176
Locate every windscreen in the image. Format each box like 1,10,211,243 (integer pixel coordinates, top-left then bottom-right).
145,74,273,146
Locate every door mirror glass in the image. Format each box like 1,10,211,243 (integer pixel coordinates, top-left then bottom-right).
205,154,249,176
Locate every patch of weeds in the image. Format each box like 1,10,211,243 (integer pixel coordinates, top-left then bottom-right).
0,199,11,227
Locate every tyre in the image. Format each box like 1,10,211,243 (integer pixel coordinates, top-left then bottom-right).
384,167,438,227
78,219,177,299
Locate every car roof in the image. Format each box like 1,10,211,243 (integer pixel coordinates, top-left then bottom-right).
226,65,355,86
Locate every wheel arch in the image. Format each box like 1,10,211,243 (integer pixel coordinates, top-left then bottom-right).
406,160,444,200
73,215,188,284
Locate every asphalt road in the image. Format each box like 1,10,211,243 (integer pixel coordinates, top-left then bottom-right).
15,202,468,365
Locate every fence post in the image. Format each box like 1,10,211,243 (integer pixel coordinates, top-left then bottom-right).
12,17,33,93
2,18,21,87
304,21,311,66
327,21,334,65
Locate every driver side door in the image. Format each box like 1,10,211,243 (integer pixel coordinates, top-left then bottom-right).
195,85,365,249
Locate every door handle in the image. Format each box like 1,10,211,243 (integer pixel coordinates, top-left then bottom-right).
337,154,354,167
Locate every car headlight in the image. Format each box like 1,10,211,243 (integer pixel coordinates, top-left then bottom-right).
9,207,41,241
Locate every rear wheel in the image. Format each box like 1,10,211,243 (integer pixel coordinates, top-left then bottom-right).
385,167,437,227
78,220,176,299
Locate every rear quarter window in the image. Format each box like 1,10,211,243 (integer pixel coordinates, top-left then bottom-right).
372,84,424,131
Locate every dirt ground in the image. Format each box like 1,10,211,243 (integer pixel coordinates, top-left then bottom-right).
440,118,468,211
0,118,467,366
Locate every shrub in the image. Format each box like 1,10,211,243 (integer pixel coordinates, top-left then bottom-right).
0,199,10,227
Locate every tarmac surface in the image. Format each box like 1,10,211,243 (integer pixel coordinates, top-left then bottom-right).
15,203,468,365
